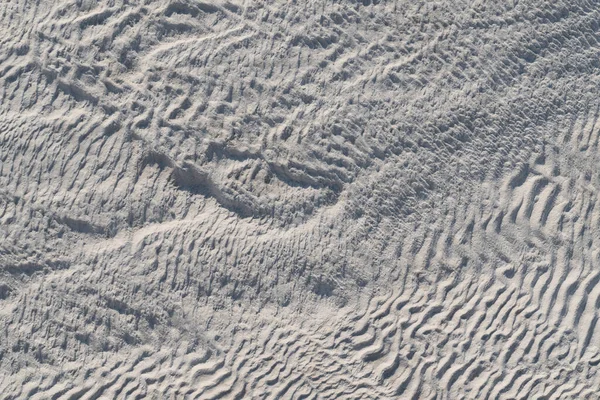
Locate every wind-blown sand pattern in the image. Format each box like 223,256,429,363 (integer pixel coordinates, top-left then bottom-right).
3,0,600,398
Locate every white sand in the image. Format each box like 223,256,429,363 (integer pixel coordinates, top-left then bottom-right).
2,0,600,398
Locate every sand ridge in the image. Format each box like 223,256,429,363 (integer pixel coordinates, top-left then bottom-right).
3,0,600,398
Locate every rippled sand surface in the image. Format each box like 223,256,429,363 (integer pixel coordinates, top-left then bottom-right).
3,1,600,398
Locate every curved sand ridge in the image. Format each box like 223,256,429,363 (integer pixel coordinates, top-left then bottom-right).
3,0,600,398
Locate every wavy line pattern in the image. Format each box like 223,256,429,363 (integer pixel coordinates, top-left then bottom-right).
4,0,600,398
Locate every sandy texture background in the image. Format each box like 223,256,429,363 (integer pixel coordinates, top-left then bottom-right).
2,0,600,398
